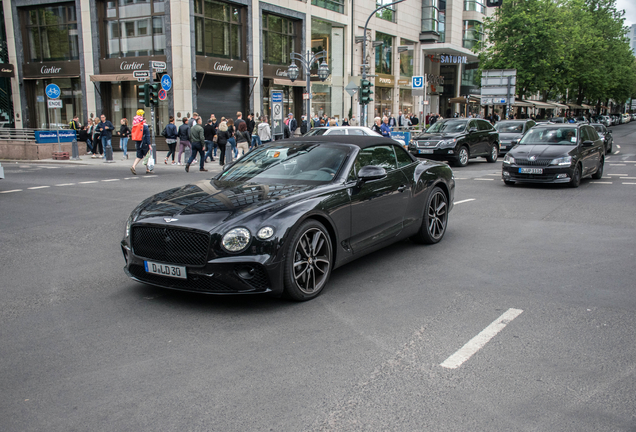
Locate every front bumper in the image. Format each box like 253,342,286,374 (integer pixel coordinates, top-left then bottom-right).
502,164,574,183
410,147,457,162
121,242,284,295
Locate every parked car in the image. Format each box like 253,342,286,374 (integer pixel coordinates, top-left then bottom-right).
122,136,455,301
602,115,613,127
502,123,605,188
0,162,4,179
303,126,406,148
590,123,613,154
494,119,536,155
409,118,499,167
549,117,569,123
622,113,631,124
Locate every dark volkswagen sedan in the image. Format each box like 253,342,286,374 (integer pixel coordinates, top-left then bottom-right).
409,118,499,167
502,124,605,187
122,136,455,301
494,119,536,155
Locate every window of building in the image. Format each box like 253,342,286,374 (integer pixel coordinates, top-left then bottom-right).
399,39,414,77
463,20,483,49
421,0,445,42
103,0,165,58
464,0,485,14
375,32,393,75
311,0,344,14
461,62,480,88
194,0,242,59
376,0,396,22
24,4,79,62
262,13,297,65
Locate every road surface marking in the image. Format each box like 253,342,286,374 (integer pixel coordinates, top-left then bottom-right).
124,177,139,180
27,186,50,190
102,179,120,182
609,164,626,166
485,173,500,176
0,189,22,194
55,183,76,186
613,151,620,155
621,177,636,179
622,182,636,185
454,199,476,204
440,308,524,369
474,178,494,181
79,181,99,184
606,174,627,176
590,182,612,184
454,178,468,180
616,145,621,149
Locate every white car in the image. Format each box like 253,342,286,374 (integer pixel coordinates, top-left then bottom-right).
622,113,631,124
303,126,407,148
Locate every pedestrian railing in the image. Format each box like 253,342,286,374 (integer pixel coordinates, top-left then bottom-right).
0,127,70,141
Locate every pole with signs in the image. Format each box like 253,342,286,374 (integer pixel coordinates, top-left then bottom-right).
271,90,284,140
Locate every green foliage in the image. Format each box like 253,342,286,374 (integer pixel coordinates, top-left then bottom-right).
477,0,636,104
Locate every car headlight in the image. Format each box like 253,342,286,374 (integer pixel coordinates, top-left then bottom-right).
550,156,572,166
503,154,515,165
257,227,275,240
439,138,457,148
125,215,132,238
222,228,251,252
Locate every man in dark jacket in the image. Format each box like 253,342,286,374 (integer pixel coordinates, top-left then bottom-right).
287,113,297,135
246,113,255,134
69,115,81,134
300,115,308,135
203,119,216,162
186,117,207,172
98,114,115,159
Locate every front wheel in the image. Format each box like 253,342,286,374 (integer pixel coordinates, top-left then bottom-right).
486,144,498,163
569,163,582,188
411,186,448,245
282,220,332,301
592,157,604,179
454,146,469,167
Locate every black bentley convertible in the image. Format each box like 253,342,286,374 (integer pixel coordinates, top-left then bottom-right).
122,136,455,301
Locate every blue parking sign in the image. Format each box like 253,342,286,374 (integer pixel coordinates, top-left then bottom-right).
412,76,424,89
46,84,61,99
161,74,172,91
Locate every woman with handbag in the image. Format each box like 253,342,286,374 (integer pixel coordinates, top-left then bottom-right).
235,121,251,157
130,110,151,175
216,121,231,166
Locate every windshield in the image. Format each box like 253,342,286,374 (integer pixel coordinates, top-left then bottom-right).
495,122,524,133
519,127,578,145
218,143,350,184
427,120,467,134
593,125,605,132
303,129,328,136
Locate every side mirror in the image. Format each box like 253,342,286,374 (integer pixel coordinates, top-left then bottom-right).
469,127,478,133
357,165,387,183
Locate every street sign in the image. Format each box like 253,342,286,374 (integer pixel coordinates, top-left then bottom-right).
345,81,359,97
46,84,61,99
137,78,147,82
158,89,167,101
412,76,424,89
482,97,516,105
271,90,284,138
161,74,172,91
133,70,150,79
151,61,167,70
48,99,62,109
303,93,310,100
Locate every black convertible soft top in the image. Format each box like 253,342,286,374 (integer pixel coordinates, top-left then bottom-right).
280,135,402,149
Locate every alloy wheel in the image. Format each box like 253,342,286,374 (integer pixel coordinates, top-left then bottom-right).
292,228,331,295
458,148,469,166
427,190,448,240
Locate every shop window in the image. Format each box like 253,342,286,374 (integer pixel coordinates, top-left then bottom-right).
376,0,396,22
375,32,393,75
263,13,297,65
462,20,483,49
194,0,242,59
311,0,344,14
102,0,165,58
23,4,79,62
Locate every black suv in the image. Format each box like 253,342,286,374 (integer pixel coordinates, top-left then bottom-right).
409,118,500,167
502,123,605,188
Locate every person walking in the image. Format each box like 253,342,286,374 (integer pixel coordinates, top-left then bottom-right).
372,117,382,134
381,116,391,137
227,118,237,158
203,119,216,162
288,113,298,135
97,114,115,160
130,110,151,175
349,115,358,126
235,111,246,130
78,125,91,154
69,115,81,135
216,121,231,166
118,118,130,160
188,112,199,128
235,121,251,157
246,113,255,136
177,117,191,165
300,115,309,134
186,117,207,172
258,116,271,144
163,116,178,164
90,118,102,158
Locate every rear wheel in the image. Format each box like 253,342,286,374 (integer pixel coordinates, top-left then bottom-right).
606,141,612,154
282,220,332,301
486,144,498,163
411,186,448,245
592,157,604,179
455,146,469,167
569,163,582,188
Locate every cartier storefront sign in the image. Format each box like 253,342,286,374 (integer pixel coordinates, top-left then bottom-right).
197,57,249,76
263,63,303,80
22,61,80,78
0,63,15,78
99,56,168,75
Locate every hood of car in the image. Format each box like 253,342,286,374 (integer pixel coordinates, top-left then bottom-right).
414,132,463,140
133,179,321,229
509,145,576,158
498,132,523,141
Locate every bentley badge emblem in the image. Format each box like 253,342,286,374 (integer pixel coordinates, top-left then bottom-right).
528,155,537,161
164,217,178,223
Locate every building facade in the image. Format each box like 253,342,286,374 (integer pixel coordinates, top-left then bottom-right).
630,23,636,56
1,0,491,131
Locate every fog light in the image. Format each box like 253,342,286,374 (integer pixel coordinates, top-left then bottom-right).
556,173,568,179
236,265,256,280
447,150,454,154
503,171,510,177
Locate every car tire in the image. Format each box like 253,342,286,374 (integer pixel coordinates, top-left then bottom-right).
569,163,582,188
486,144,498,163
607,142,612,154
282,219,332,301
592,157,604,179
455,146,469,167
504,180,515,186
411,186,448,245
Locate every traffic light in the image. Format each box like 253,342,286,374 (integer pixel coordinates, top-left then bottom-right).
360,79,374,105
148,83,160,106
138,83,149,106
486,0,502,6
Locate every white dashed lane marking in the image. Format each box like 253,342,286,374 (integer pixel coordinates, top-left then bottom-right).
440,308,524,370
27,186,50,190
590,182,612,184
474,178,494,181
610,164,626,166
0,189,22,194
102,179,120,182
79,181,99,184
55,183,76,186
454,199,476,204
623,182,636,185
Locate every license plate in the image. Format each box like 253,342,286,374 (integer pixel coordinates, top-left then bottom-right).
419,149,434,154
519,168,543,174
500,145,507,149
144,261,187,279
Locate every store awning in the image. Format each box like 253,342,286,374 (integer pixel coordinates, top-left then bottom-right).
550,102,569,109
581,104,594,110
450,95,481,104
512,100,534,107
90,73,157,82
567,103,585,109
523,100,557,109
273,78,306,87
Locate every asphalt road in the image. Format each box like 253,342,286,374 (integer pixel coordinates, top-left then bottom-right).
1,123,635,431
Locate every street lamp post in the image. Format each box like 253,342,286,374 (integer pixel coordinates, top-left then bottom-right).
288,50,330,125
359,0,407,128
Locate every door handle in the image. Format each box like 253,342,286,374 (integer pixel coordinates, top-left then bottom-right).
397,185,407,192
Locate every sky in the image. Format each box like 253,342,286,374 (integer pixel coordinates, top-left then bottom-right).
616,0,636,28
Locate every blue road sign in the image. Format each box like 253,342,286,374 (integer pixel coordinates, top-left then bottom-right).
46,84,61,99
161,74,172,91
272,91,283,103
412,76,424,89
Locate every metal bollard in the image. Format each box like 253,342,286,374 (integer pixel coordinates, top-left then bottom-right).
104,144,114,162
184,145,192,164
71,139,80,160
